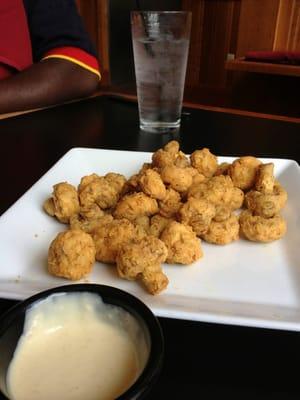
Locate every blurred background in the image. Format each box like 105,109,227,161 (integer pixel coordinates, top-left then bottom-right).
76,0,300,118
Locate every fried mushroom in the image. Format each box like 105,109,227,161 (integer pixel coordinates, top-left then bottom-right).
160,165,193,193
78,204,106,220
190,148,218,178
178,197,216,236
201,214,239,245
152,145,178,168
214,162,230,176
158,188,182,218
152,141,186,169
48,229,96,280
43,182,80,223
239,210,287,243
140,264,169,295
213,206,231,222
139,169,167,200
149,215,173,237
255,163,275,194
228,156,262,190
104,172,126,193
174,151,190,168
244,182,287,218
114,192,158,221
228,187,244,210
69,214,113,235
116,236,169,295
187,175,234,207
133,215,151,234
91,218,145,263
160,221,203,264
78,174,119,209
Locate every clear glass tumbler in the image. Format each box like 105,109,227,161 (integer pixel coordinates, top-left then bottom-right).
131,11,192,133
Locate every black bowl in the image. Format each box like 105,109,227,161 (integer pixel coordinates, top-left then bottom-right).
0,284,164,400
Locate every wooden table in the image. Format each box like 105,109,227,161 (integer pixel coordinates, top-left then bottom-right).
0,96,300,399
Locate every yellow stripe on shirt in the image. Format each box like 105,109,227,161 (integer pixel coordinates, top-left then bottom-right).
42,54,101,79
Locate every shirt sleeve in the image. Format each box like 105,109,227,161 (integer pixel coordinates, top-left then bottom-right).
23,0,100,78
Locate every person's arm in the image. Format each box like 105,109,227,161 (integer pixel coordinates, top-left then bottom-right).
0,58,99,113
0,0,101,114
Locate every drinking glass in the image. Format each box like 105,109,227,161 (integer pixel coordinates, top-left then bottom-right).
131,11,192,133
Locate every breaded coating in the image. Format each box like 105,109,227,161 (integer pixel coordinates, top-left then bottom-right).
139,162,153,173
188,168,207,185
229,187,244,210
122,173,140,195
48,229,96,280
273,181,288,208
239,210,287,243
116,236,168,278
78,173,99,189
139,169,167,200
213,206,231,222
44,182,80,223
214,162,230,176
141,264,169,295
116,236,169,294
188,175,234,207
202,214,239,245
190,148,218,178
160,165,193,192
114,192,158,221
174,151,190,168
122,163,153,196
70,214,113,234
160,221,203,264
78,174,119,209
255,163,275,194
228,156,262,190
133,215,151,234
244,181,287,218
178,168,207,196
79,204,105,220
104,172,127,193
158,188,182,218
152,148,177,168
178,197,216,236
43,198,55,217
92,218,145,263
152,141,183,168
245,190,274,218
164,140,180,154
149,215,173,237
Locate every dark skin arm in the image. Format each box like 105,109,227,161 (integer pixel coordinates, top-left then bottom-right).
0,58,100,114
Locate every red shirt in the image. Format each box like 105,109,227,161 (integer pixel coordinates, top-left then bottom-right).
0,0,100,80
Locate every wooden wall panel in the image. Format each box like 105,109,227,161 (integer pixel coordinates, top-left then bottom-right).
236,0,280,56
182,0,240,91
273,0,295,50
288,0,300,50
96,0,110,85
182,0,205,88
76,0,111,85
199,0,237,88
75,0,98,49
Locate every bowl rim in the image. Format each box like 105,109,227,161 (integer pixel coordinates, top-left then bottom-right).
0,284,164,400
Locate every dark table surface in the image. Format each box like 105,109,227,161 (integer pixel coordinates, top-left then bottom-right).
0,96,300,399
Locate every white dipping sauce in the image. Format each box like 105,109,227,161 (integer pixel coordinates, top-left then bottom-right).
6,292,150,400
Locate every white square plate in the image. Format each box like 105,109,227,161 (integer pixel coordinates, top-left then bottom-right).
0,148,300,331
